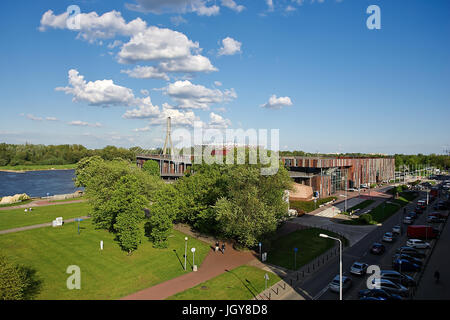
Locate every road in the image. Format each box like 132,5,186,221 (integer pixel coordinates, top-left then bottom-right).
294,187,446,300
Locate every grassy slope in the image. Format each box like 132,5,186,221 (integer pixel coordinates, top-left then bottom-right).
0,220,210,300
0,199,33,208
167,265,281,300
266,228,341,270
290,197,337,213
348,199,375,212
0,164,77,171
0,202,90,231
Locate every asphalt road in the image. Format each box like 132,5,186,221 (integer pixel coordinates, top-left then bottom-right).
296,188,444,300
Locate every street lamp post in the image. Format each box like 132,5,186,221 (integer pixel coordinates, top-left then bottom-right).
294,247,298,270
259,242,262,261
320,233,343,300
184,237,188,271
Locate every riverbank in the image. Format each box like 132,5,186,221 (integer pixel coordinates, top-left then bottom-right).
0,164,77,172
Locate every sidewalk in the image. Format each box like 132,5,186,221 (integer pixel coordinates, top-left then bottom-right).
120,241,256,300
414,209,450,299
0,216,90,235
0,199,86,211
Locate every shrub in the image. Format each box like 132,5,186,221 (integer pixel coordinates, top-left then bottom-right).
358,213,373,225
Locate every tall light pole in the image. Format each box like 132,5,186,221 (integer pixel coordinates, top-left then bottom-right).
320,233,343,300
184,237,188,271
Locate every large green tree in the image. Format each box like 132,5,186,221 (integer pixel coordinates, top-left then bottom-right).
0,254,32,300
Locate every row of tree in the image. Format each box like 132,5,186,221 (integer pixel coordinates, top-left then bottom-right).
0,143,161,167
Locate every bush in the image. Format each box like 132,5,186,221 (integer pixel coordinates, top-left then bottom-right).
358,213,373,225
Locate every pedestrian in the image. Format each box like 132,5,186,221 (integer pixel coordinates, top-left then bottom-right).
221,243,226,254
215,241,219,253
434,270,440,284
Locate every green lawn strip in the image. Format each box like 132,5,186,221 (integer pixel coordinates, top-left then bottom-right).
289,197,337,213
48,197,86,203
0,220,210,300
0,199,33,208
0,202,90,231
348,200,375,212
0,164,77,171
167,265,281,300
266,228,342,270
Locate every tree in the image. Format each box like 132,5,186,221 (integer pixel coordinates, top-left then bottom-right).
142,160,160,177
112,175,148,254
0,254,30,300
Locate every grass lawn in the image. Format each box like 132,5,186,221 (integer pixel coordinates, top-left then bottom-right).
0,164,77,171
48,197,86,203
167,265,281,300
0,220,210,299
266,228,343,270
0,202,90,231
290,197,337,214
0,199,33,208
348,200,375,212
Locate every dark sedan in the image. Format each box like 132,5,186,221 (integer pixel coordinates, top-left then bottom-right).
358,288,402,300
370,242,386,255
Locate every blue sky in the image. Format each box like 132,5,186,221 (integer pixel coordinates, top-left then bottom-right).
0,0,449,154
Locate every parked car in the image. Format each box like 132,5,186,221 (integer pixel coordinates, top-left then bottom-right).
403,216,413,225
358,288,402,300
427,215,444,223
370,242,386,255
408,212,418,220
414,206,424,214
382,232,395,243
329,275,352,293
396,246,426,259
406,239,431,249
392,225,401,235
379,270,417,287
392,254,423,266
392,259,421,272
371,279,409,297
350,262,369,276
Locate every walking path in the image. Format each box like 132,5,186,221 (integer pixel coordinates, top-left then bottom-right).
121,242,256,300
0,216,90,235
0,199,86,211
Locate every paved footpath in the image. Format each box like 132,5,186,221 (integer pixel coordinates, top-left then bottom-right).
414,208,450,299
0,199,86,211
0,216,90,235
121,241,256,300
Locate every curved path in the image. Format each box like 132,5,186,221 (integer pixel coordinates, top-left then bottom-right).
0,199,86,211
121,242,256,300
0,216,90,235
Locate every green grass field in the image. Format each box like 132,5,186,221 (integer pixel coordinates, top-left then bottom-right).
0,220,210,299
0,202,90,231
266,228,342,270
290,197,337,214
0,164,77,171
348,199,375,212
167,265,281,300
48,197,86,203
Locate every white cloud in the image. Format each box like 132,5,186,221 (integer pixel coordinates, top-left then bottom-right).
221,0,245,13
165,80,237,110
170,15,187,26
122,97,161,119
261,94,293,109
26,114,43,121
121,66,170,81
214,81,223,87
46,117,59,121
208,112,231,129
140,89,149,96
118,26,199,63
107,40,123,49
158,55,218,73
285,5,297,12
218,37,242,56
56,69,137,107
39,10,147,43
125,0,220,16
68,120,102,127
266,0,274,12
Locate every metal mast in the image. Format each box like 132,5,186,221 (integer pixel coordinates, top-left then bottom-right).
162,117,174,156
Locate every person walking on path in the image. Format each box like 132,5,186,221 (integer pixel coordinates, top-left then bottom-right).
221,243,226,254
434,270,440,284
215,241,219,253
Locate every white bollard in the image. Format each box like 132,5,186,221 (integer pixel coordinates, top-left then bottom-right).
100,240,103,250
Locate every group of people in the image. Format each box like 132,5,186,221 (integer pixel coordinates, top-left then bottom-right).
215,241,226,254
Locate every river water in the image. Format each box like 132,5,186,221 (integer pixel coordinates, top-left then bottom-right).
0,170,83,198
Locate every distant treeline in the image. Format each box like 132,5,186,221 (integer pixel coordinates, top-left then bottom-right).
0,143,161,166
279,150,450,170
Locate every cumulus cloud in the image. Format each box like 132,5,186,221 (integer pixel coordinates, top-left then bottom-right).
68,120,102,127
214,81,223,87
45,117,59,121
125,0,220,16
208,112,231,129
158,55,217,73
261,94,293,109
39,10,147,43
218,37,242,56
221,0,245,13
56,69,136,107
26,114,43,121
121,66,170,81
164,80,237,110
122,97,161,119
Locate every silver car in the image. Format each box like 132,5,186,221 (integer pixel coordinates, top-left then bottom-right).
329,275,352,293
350,262,369,276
